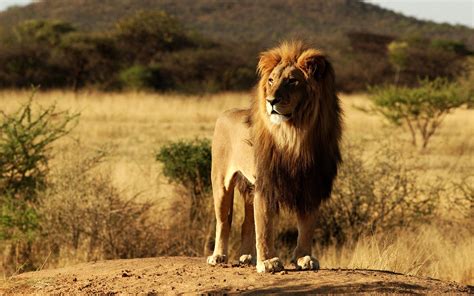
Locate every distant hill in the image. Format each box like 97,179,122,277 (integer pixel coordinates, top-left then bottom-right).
0,0,473,50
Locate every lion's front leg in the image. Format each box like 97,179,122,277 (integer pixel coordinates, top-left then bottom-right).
254,192,284,273
292,212,320,270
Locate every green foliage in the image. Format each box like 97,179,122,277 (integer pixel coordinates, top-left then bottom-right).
14,19,76,45
387,41,408,83
369,78,472,148
156,138,213,253
157,48,256,93
156,139,212,196
0,1,471,92
0,92,78,272
430,39,471,55
119,65,156,90
0,42,68,89
57,32,120,91
115,10,194,63
156,138,212,224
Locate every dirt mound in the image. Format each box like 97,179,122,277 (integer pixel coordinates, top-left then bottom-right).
2,257,472,294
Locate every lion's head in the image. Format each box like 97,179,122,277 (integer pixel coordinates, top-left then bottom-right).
251,40,342,215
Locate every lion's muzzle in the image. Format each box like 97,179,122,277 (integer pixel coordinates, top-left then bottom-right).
266,98,291,125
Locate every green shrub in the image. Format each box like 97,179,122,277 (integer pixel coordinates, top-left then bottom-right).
369,78,472,148
156,138,213,255
156,138,211,224
0,93,77,273
119,65,155,90
156,138,211,195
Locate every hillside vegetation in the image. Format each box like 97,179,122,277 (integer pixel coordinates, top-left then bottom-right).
1,0,473,47
0,0,472,92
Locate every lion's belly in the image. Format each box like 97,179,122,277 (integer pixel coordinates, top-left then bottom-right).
230,138,256,185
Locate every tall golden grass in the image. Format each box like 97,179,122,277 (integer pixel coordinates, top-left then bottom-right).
0,90,472,284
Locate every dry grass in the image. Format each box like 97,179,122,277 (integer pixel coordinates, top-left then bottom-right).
321,226,473,284
0,90,472,284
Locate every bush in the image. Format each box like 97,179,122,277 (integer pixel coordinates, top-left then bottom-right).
156,139,211,222
314,142,441,247
119,65,156,90
0,94,77,274
369,78,472,148
156,138,213,255
39,148,163,265
156,138,212,197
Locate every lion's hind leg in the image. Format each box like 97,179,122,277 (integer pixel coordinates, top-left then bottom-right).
236,176,256,265
291,212,320,270
207,177,235,266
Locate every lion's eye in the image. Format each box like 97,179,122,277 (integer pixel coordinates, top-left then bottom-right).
288,78,298,85
268,77,274,85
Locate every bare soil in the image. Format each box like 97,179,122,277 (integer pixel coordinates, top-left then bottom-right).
2,257,472,295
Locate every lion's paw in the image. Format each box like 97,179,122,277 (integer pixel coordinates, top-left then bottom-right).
295,255,319,271
207,254,227,265
239,254,255,266
256,257,284,273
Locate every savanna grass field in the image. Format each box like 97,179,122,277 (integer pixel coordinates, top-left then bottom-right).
1,90,472,285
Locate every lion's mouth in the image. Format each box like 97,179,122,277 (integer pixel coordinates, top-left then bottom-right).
269,110,291,125
266,101,291,124
271,110,292,117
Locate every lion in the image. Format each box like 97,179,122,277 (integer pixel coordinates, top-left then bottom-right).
206,41,342,273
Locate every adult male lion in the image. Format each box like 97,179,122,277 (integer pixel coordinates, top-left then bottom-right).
207,41,342,273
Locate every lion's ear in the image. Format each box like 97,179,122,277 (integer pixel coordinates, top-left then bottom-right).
257,51,281,77
297,50,327,80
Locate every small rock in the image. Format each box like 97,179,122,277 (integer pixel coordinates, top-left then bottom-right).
280,271,288,275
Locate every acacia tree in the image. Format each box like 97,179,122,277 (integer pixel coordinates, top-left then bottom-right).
387,41,408,84
0,93,78,273
370,78,472,148
114,10,194,64
14,20,76,46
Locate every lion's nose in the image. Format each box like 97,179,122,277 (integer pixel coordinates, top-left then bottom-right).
267,97,282,106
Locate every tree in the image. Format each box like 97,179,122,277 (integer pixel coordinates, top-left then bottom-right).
387,41,408,84
14,20,76,46
56,33,120,91
0,93,78,273
114,10,194,64
369,78,472,148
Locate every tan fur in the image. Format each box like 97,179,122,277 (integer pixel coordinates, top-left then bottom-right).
207,41,342,273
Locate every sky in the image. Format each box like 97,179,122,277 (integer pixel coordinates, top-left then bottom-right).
0,0,472,28
366,0,473,28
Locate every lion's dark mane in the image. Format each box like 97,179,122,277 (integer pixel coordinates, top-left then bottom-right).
248,46,342,216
